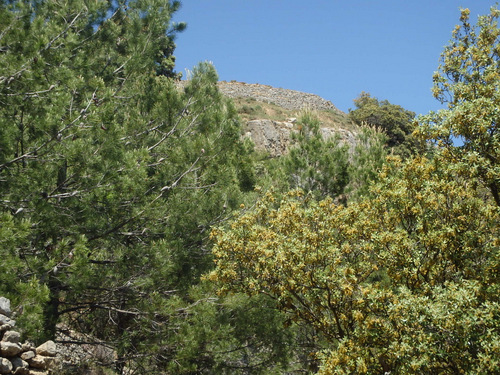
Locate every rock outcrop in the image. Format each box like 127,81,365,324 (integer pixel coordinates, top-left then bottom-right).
244,119,295,157
243,119,358,156
0,297,58,375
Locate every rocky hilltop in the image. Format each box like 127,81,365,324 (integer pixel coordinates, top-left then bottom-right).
217,81,344,115
177,80,357,156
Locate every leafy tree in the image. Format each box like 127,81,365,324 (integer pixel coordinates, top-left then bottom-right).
418,6,500,206
349,92,418,158
208,7,500,373
208,156,499,374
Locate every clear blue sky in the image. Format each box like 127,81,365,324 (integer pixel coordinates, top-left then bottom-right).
172,1,496,116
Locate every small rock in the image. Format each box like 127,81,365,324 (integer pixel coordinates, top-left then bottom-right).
0,324,10,333
10,357,29,375
28,371,48,375
36,340,56,357
13,367,30,375
0,358,12,374
27,355,60,370
21,342,32,352
27,354,47,369
0,298,11,317
2,330,20,344
28,354,56,369
0,340,22,357
20,350,35,361
0,314,15,328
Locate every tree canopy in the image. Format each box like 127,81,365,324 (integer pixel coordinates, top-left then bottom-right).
349,92,418,158
209,154,500,374
0,1,289,373
418,6,500,206
2,1,499,374
209,5,500,374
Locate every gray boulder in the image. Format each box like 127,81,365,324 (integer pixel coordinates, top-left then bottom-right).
0,314,15,328
0,298,10,318
10,357,29,375
36,340,57,357
28,354,56,369
0,340,22,357
2,330,20,344
20,350,35,361
0,358,12,374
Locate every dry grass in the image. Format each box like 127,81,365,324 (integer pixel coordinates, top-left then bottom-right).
231,96,357,132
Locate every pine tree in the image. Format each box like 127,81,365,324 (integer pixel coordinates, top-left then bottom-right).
0,1,271,373
280,110,350,200
267,110,387,203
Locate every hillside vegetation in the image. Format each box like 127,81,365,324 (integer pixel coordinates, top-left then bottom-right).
233,96,354,130
0,1,498,374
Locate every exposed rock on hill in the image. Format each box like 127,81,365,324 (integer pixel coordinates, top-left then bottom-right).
217,81,344,114
243,119,358,157
244,119,294,157
177,80,357,156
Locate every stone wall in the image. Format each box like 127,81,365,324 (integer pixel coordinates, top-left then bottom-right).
0,297,57,375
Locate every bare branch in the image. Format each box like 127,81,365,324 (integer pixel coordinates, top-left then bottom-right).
43,10,84,52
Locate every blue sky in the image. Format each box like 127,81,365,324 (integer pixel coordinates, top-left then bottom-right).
172,1,496,116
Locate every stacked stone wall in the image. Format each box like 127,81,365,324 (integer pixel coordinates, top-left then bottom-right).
0,297,57,375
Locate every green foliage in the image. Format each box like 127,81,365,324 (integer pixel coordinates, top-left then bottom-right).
349,92,418,158
418,5,500,206
263,110,387,203
0,213,49,338
346,126,388,200
4,2,498,373
160,285,294,374
209,157,500,373
209,8,500,372
208,6,500,374
280,110,350,200
0,1,280,372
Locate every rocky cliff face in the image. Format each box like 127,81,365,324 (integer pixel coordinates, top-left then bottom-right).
220,81,356,156
243,119,294,157
243,119,358,157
